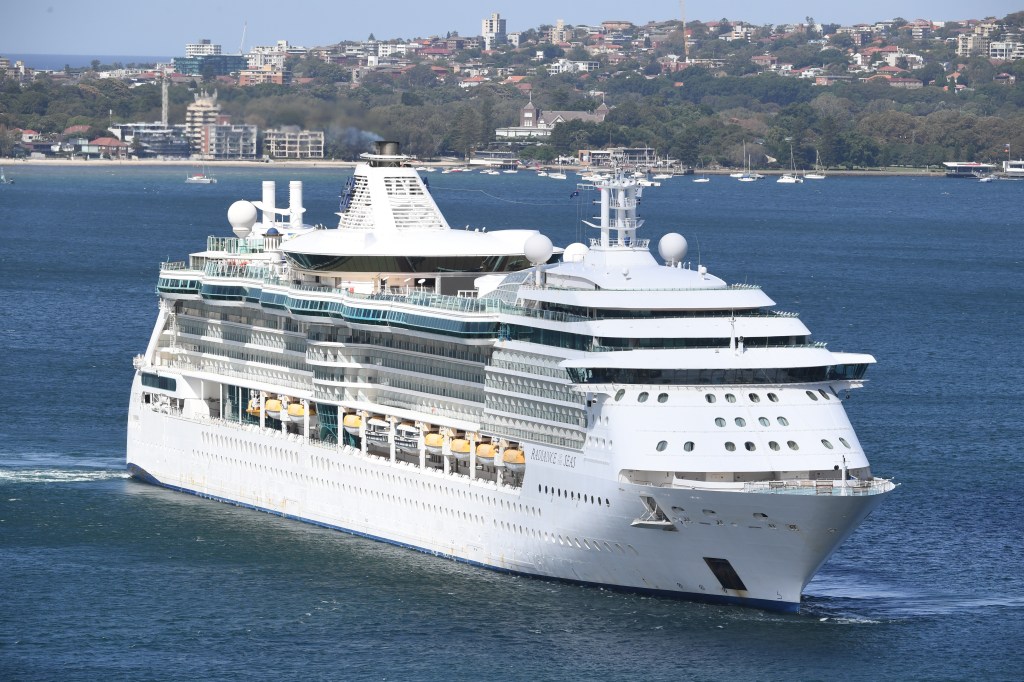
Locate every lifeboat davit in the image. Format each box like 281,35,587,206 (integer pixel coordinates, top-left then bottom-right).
502,448,525,473
342,413,362,436
365,417,390,448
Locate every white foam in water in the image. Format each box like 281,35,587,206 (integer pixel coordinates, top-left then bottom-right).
0,468,130,484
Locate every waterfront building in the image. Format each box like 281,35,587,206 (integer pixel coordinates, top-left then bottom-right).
174,54,247,77
198,124,258,161
495,96,609,139
185,90,222,153
238,64,290,86
263,128,325,159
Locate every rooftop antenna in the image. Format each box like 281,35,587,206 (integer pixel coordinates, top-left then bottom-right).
239,20,247,55
161,72,168,127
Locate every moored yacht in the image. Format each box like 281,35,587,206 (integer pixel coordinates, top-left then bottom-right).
127,140,895,611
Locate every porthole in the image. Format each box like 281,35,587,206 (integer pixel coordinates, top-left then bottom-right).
769,441,780,451
683,441,695,452
767,392,779,402
839,437,851,448
822,439,834,449
705,394,716,404
657,393,668,403
748,393,760,403
745,442,756,451
735,417,746,427
715,417,726,427
638,391,649,403
819,389,830,400
656,440,668,452
725,442,736,452
758,417,770,427
806,390,818,401
725,393,737,403
787,440,799,450
614,389,625,401
777,416,790,426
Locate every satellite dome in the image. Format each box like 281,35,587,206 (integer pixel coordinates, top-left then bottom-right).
658,232,688,265
562,242,589,263
228,200,258,238
265,226,280,236
524,233,554,265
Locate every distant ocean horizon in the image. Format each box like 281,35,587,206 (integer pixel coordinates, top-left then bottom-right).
4,53,173,70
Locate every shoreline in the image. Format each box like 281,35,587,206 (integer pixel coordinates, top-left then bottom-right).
1,156,951,177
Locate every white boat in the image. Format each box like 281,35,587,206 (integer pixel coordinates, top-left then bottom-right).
652,173,673,180
185,166,216,184
547,172,567,180
777,144,803,184
127,139,895,612
0,166,13,184
805,150,826,180
692,176,710,183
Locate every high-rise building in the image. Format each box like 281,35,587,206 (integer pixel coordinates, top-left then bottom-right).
482,12,507,50
185,39,222,58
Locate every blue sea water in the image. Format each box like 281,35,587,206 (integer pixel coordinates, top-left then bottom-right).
1,165,1022,681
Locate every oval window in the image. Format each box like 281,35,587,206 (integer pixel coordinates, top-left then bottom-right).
745,442,756,451
787,440,799,450
822,439,834,449
767,392,779,402
758,417,770,427
725,393,737,403
778,416,790,426
806,390,818,401
839,437,851,448
683,441,695,452
748,393,760,403
715,417,726,427
614,389,625,401
638,391,649,403
656,440,667,452
819,389,831,400
735,417,746,427
657,393,668,403
725,442,736,452
769,441,780,451
705,394,716,404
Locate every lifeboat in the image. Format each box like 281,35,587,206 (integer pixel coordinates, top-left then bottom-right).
502,448,525,473
246,397,262,416
287,402,316,418
450,438,471,461
365,417,390,448
395,423,420,453
342,413,362,436
264,398,283,419
476,442,497,463
423,431,445,455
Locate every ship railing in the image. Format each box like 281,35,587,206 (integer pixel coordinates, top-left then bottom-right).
165,357,312,392
742,478,895,496
160,260,189,271
206,236,266,255
518,282,763,293
587,237,650,249
205,262,269,279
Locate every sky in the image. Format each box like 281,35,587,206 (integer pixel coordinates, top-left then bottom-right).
2,0,1021,56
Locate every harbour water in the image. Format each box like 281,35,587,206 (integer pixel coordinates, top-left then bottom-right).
1,166,1022,680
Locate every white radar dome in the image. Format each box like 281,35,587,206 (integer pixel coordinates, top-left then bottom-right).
524,233,554,265
228,200,258,238
562,242,589,263
658,232,688,264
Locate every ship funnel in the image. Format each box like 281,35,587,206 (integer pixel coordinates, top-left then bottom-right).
375,140,400,156
288,180,305,228
261,180,276,226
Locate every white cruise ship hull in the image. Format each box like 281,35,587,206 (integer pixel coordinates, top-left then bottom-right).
128,381,889,611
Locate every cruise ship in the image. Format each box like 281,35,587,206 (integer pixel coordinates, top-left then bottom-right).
127,141,895,611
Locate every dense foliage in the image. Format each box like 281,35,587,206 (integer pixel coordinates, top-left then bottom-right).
2,43,1023,168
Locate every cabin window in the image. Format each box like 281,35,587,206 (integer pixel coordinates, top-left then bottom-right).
777,417,790,426
684,442,695,452
715,418,726,427
822,439,834,449
806,390,819,401
638,391,649,403
758,417,770,427
657,393,668,403
705,394,716,404
656,441,668,452
769,441,780,451
734,417,746,427
725,442,736,452
839,437,851,448
725,393,737,403
748,393,760,403
768,393,779,402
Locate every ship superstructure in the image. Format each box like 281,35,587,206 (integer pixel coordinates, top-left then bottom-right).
127,141,894,610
